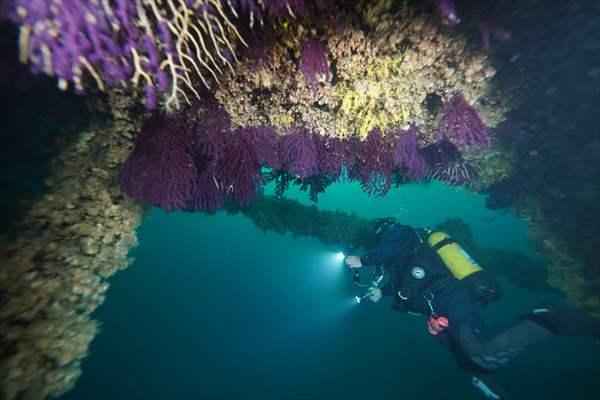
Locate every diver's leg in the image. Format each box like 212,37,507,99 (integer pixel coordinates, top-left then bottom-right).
437,330,487,374
435,285,513,399
436,281,552,370
438,284,600,395
437,330,513,399
459,302,600,370
457,319,552,370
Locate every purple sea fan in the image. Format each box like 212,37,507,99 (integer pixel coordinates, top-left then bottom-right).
391,126,430,181
237,24,276,72
420,140,479,186
437,93,490,149
245,126,281,169
8,0,134,90
180,97,231,212
261,0,309,17
190,96,232,157
349,128,394,197
216,128,265,207
315,135,352,179
189,128,231,212
299,135,351,202
230,0,265,21
267,0,333,15
434,0,461,26
299,39,330,94
119,117,198,211
190,168,224,212
280,129,319,180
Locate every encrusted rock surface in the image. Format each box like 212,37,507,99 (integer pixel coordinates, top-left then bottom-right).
0,91,145,400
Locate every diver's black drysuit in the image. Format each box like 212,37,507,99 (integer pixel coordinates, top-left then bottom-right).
360,222,600,396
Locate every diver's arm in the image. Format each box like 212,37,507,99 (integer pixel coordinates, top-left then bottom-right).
361,236,402,266
361,225,415,266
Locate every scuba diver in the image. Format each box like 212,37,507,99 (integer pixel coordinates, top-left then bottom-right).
345,218,600,400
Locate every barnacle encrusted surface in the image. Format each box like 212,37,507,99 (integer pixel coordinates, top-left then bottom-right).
0,92,144,400
215,0,502,140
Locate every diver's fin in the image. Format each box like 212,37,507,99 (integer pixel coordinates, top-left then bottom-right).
471,373,513,400
521,302,600,338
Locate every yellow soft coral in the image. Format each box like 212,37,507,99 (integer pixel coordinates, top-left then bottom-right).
271,112,294,126
334,55,420,139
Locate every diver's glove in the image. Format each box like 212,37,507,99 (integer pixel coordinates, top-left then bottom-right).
367,287,382,303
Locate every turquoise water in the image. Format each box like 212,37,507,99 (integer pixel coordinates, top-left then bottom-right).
62,182,600,399
278,180,533,255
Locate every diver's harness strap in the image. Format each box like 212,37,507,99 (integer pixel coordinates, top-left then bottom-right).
429,237,456,252
395,275,451,317
393,228,450,317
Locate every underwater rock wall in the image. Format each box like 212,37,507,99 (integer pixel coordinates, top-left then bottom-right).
215,0,503,139
0,92,144,400
110,0,512,213
4,0,514,210
482,0,600,317
517,199,599,316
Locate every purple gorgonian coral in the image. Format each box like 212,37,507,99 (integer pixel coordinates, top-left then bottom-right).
391,126,430,181
437,93,490,149
119,116,198,211
348,128,394,197
299,39,330,94
420,140,479,186
280,128,320,180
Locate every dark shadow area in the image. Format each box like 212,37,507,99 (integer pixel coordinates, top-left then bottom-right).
0,22,90,237
468,1,599,271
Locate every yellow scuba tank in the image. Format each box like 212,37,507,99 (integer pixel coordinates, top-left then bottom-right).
427,231,481,280
426,231,503,305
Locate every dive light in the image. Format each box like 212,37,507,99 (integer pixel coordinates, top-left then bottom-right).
345,246,386,305
355,293,372,304
352,267,384,304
